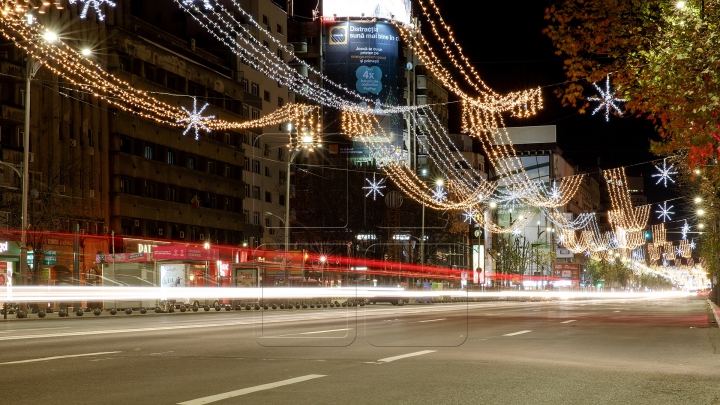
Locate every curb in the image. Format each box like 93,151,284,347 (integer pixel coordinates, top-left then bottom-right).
708,299,720,328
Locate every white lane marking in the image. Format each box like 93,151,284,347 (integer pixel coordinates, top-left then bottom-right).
177,374,326,405
0,351,121,365
417,318,446,323
377,350,436,363
614,311,621,313
560,320,577,324
503,330,533,337
149,351,175,356
272,328,351,337
0,327,71,333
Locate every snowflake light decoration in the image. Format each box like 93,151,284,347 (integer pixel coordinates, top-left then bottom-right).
655,201,675,222
651,159,677,187
362,173,386,201
462,210,476,224
584,249,591,257
587,74,627,122
675,246,683,258
432,186,447,202
177,98,214,140
681,220,691,240
548,180,561,202
512,227,522,236
69,0,116,21
689,239,696,250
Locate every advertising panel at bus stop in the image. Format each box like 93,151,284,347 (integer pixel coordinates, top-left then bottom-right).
552,263,580,280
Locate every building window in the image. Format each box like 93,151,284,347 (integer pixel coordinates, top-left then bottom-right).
189,156,196,170
280,194,286,206
263,41,269,50
225,165,230,177
262,15,268,25
243,209,249,223
120,137,132,153
244,183,250,197
265,191,272,203
264,90,270,102
252,159,260,174
252,211,260,225
167,150,175,165
276,24,283,35
265,166,271,177
279,170,286,181
207,160,214,174
168,187,177,202
225,197,231,211
251,108,260,120
120,178,131,193
244,157,250,171
278,97,284,107
242,105,249,118
209,194,216,209
146,182,155,198
265,217,272,228
252,186,260,200
251,82,259,96
144,144,154,160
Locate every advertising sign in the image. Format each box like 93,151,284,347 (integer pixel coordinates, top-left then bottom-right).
160,264,186,288
324,20,403,160
0,271,5,286
323,0,412,25
552,263,580,280
235,268,258,288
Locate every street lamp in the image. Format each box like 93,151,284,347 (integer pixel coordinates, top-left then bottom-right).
282,109,321,285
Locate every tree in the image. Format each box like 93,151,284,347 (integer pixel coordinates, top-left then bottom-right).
545,0,720,179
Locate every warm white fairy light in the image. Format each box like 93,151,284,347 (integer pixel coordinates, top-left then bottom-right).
69,0,116,21
587,74,627,122
655,201,675,222
651,158,677,187
363,173,387,201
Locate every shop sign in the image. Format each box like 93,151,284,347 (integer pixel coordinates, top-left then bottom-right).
94,253,150,263
43,251,57,265
41,267,50,281
0,241,8,253
552,263,580,279
160,264,186,287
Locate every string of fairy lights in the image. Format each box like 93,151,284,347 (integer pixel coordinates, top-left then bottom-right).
0,1,703,280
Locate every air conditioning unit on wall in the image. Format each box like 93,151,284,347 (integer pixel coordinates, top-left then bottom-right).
134,219,140,227
179,231,185,239
158,228,163,236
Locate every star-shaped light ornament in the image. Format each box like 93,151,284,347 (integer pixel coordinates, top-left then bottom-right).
689,239,696,250
681,220,691,240
362,173,386,201
177,98,214,140
651,159,678,187
432,186,447,203
462,210,476,224
69,0,116,21
655,201,675,222
587,74,627,122
584,249,591,257
675,246,683,258
548,181,561,202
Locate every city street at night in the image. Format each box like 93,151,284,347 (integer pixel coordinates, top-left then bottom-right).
2,296,719,404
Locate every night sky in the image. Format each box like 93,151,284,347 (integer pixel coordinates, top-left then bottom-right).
289,0,682,224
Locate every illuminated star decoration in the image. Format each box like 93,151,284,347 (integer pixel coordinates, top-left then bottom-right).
548,180,561,202
587,74,627,122
177,98,214,140
362,172,386,201
181,0,213,10
651,158,678,187
689,239,696,250
462,210,476,224
681,220,691,240
584,249,591,257
655,201,675,222
675,245,683,258
69,0,117,21
512,227,522,236
432,185,447,202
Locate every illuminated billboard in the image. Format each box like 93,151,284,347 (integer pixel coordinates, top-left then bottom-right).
323,0,412,25
325,20,403,160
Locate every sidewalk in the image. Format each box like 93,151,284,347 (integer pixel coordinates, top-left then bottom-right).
709,299,720,327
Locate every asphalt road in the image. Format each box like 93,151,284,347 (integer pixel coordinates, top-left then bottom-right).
1,296,719,404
